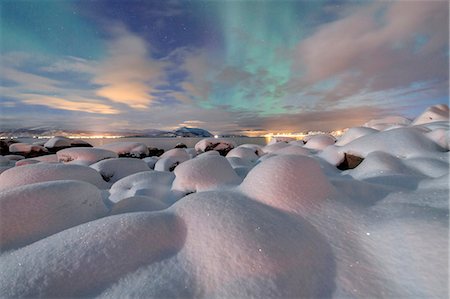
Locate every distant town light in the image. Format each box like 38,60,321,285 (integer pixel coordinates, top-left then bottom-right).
214,135,219,138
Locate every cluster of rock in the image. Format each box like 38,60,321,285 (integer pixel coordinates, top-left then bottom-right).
0,104,448,298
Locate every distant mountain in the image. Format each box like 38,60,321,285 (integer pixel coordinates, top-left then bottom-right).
172,127,213,137
0,126,213,138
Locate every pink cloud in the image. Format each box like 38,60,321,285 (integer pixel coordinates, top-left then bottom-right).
294,1,448,98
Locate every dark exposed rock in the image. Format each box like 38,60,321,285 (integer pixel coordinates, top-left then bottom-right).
46,143,92,154
337,153,364,170
174,143,187,149
0,140,18,155
204,143,234,156
148,147,164,157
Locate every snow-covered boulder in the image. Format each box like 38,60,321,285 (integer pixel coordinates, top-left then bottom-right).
0,163,109,190
155,148,191,171
172,155,241,194
267,136,296,144
9,143,48,157
97,142,149,158
57,147,118,165
44,136,92,152
15,159,40,166
109,196,168,215
34,154,58,163
337,127,445,158
154,157,188,172
0,212,185,297
262,141,290,154
237,144,265,156
195,138,236,156
160,148,190,160
3,154,25,161
271,145,311,156
168,191,334,298
347,151,412,180
335,127,379,146
90,158,150,184
0,180,108,251
226,147,259,162
364,115,411,131
44,136,72,148
425,128,449,150
142,156,159,169
411,104,449,126
185,148,197,158
240,155,336,216
0,156,12,166
303,134,336,150
108,171,178,204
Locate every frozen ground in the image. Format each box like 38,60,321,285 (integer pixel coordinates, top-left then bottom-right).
0,105,448,298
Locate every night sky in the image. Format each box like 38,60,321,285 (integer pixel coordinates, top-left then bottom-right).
1,0,448,135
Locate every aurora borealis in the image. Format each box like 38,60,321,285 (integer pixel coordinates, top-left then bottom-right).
1,0,448,135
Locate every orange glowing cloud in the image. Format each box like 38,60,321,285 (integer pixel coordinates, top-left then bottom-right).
22,95,120,114
93,26,166,109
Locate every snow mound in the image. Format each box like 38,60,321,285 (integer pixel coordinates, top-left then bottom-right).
425,128,449,150
142,156,159,169
412,104,449,125
0,163,109,190
172,155,241,194
44,136,72,148
109,171,178,204
154,157,188,172
272,144,311,156
226,147,259,162
15,159,40,166
337,127,445,159
3,154,25,161
0,180,108,251
9,143,48,155
90,158,150,184
240,155,336,216
154,149,191,172
348,151,412,180
262,141,290,154
194,138,236,156
185,148,197,158
335,127,379,146
34,154,58,163
109,196,168,215
303,134,336,150
0,212,186,297
226,156,254,169
0,156,12,166
57,147,118,165
169,191,335,298
97,142,149,158
402,156,449,178
268,136,296,144
364,115,411,130
160,148,190,160
237,144,265,156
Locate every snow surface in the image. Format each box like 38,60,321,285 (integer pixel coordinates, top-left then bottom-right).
57,147,118,165
0,163,109,190
303,134,336,150
0,180,108,251
9,143,47,154
44,136,73,148
194,138,236,153
172,155,241,194
97,142,149,157
0,104,448,298
90,158,150,184
108,170,178,204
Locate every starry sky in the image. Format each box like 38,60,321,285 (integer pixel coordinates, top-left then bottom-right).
1,0,448,135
